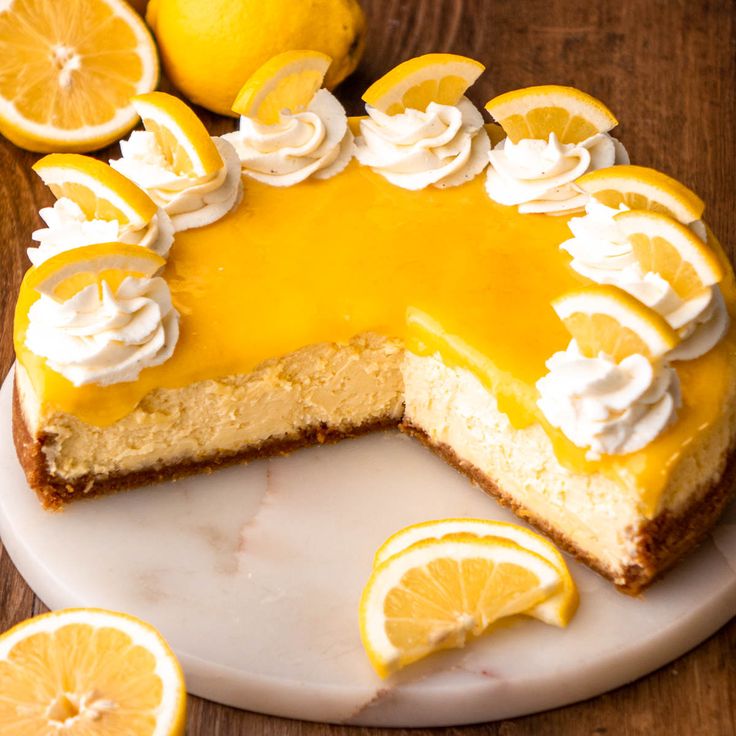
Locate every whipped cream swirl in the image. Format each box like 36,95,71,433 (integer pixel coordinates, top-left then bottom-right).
25,277,179,386
486,132,629,214
537,341,681,459
354,97,490,190
28,198,174,266
562,200,728,360
110,135,242,232
221,89,354,187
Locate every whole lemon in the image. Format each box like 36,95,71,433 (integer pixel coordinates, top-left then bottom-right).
146,0,366,116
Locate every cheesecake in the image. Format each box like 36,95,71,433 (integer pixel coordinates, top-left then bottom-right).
11,57,736,594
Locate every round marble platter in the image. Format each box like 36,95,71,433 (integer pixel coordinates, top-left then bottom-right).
0,370,735,727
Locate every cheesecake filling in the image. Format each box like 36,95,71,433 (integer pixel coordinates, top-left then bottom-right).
486,133,629,214
536,341,681,460
354,97,490,190
25,276,179,387
28,197,175,266
561,200,730,360
110,135,242,232
221,89,354,186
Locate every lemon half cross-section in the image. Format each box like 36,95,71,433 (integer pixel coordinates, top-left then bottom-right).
132,92,223,177
33,153,158,229
232,50,333,125
553,284,680,362
615,209,723,300
484,85,618,144
576,165,705,224
0,607,186,735
27,242,166,302
0,0,158,153
374,518,578,628
362,53,485,116
360,533,563,678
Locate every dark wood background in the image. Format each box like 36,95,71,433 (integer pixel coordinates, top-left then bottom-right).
1,0,735,733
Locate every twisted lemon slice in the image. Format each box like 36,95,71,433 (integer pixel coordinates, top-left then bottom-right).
615,210,723,299
132,91,222,177
360,534,564,678
362,53,485,115
231,50,332,124
485,85,617,144
0,608,185,735
576,165,705,224
553,285,680,361
374,518,578,628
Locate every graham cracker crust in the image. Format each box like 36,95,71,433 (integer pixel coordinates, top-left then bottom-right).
12,380,399,510
399,421,736,594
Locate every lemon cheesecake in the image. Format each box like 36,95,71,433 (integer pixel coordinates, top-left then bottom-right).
11,54,736,593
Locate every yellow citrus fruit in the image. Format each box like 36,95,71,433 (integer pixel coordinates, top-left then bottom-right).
146,0,365,117
374,518,578,628
27,242,166,301
132,92,223,177
553,285,680,361
0,608,186,735
615,210,723,300
360,534,564,677
362,53,485,115
576,165,705,224
33,154,157,229
485,85,618,144
0,0,158,153
232,50,332,124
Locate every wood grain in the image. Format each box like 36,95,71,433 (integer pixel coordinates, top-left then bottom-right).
1,0,735,733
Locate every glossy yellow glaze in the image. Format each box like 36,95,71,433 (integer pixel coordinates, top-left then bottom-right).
13,128,736,516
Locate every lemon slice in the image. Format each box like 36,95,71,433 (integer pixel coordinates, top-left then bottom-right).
0,607,185,735
374,518,578,627
362,53,485,115
33,153,157,229
0,0,158,153
615,210,723,299
576,165,705,224
231,50,333,124
132,91,223,177
360,533,563,677
553,284,680,361
484,85,618,144
27,242,166,301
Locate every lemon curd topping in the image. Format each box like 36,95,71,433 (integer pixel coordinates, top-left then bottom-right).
14,124,736,516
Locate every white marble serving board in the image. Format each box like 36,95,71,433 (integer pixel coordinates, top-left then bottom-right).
0,370,735,726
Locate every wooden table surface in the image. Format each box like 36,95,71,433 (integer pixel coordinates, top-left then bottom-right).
1,0,735,733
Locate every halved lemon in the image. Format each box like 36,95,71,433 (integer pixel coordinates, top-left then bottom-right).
484,85,618,144
360,533,563,678
33,153,157,229
374,518,578,628
231,50,332,125
576,165,705,224
362,53,485,116
553,285,680,361
27,242,166,301
132,91,222,177
0,607,185,735
0,0,158,153
615,210,723,299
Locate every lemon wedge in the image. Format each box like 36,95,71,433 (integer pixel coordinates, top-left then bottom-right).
132,91,223,177
231,50,333,124
576,165,705,224
553,285,680,361
0,607,186,735
485,85,617,144
360,534,564,677
374,518,578,628
362,53,485,115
